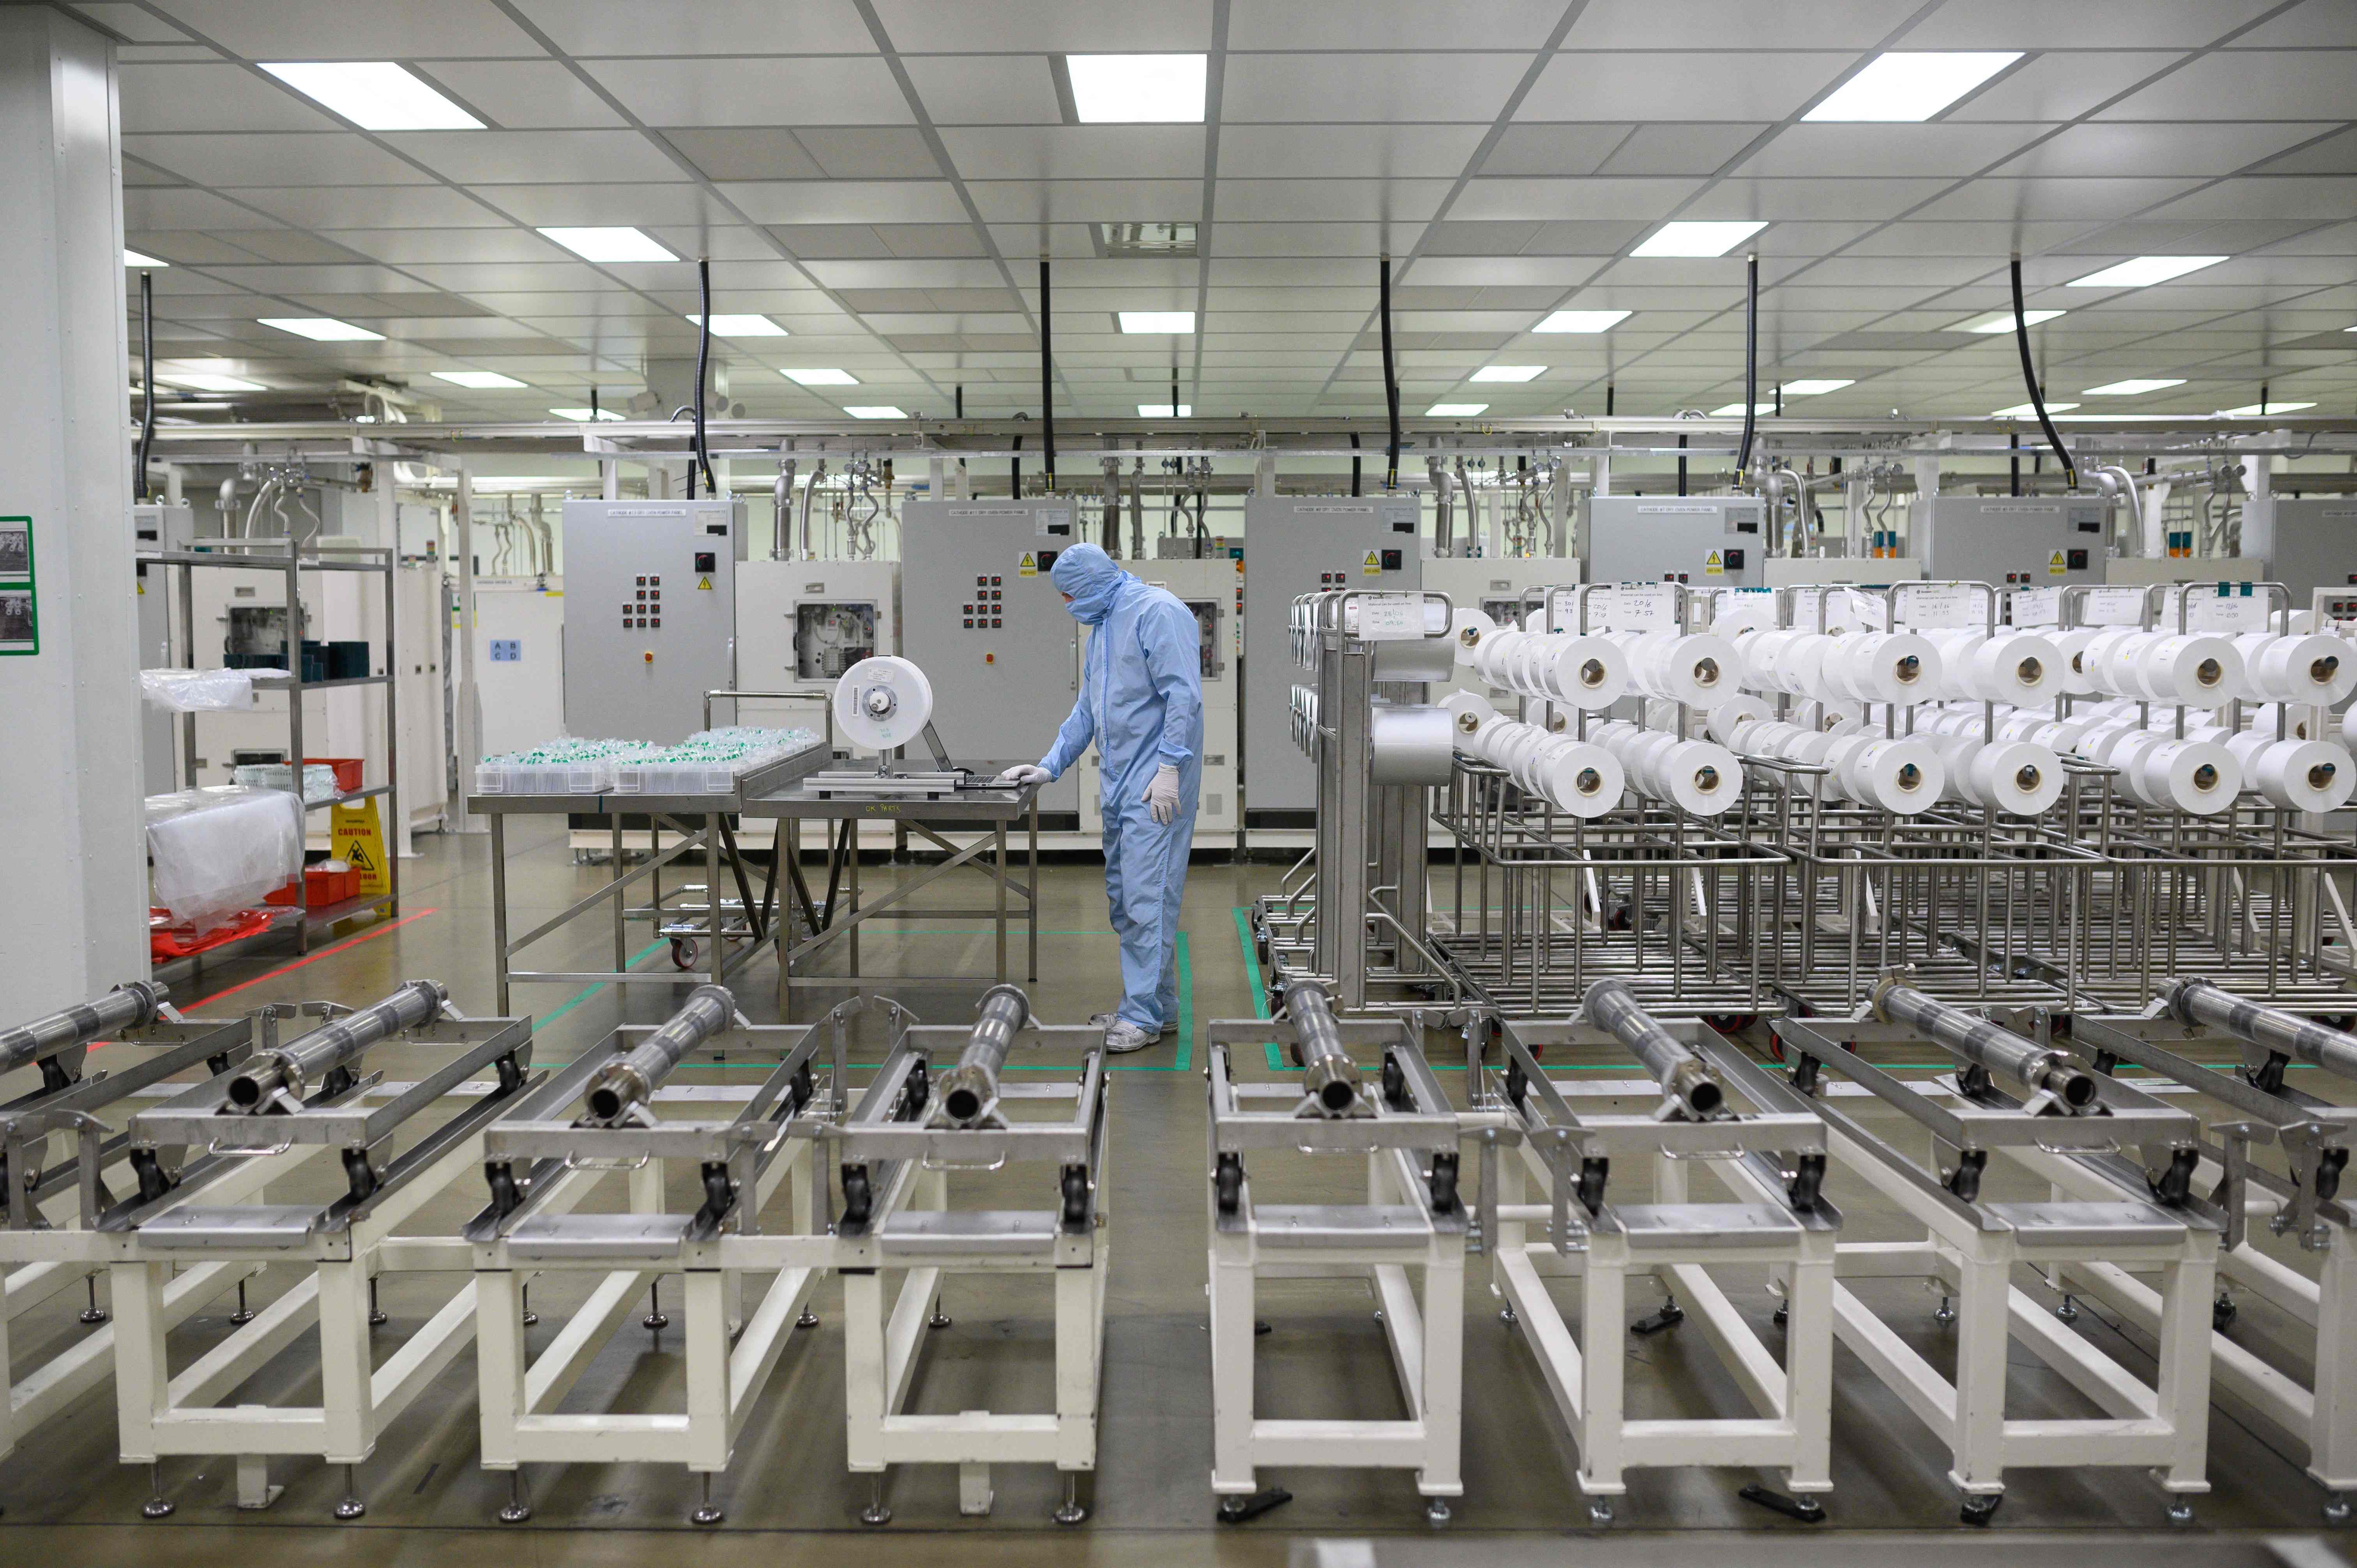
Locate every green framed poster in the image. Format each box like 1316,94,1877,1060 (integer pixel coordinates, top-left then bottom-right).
0,516,32,656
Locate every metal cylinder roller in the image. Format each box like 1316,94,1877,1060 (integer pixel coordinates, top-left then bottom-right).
0,981,168,1075
1370,705,1456,785
2163,978,2357,1082
938,984,1032,1126
224,979,446,1114
1582,978,1724,1119
1285,980,1361,1116
1872,977,2098,1113
582,984,734,1125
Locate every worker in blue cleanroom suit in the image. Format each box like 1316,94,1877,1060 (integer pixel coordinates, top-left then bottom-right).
996,544,1203,1053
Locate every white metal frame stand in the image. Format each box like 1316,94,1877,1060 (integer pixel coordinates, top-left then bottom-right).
1486,1018,1838,1524
1778,1013,2219,1527
830,1009,1110,1527
1203,1012,1469,1524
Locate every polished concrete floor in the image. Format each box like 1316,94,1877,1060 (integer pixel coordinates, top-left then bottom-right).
4,820,2353,1564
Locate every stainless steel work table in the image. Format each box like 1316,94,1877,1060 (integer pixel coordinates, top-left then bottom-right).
466,743,830,1010
738,764,1041,1017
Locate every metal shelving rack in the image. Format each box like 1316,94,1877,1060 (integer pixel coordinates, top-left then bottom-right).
141,537,400,953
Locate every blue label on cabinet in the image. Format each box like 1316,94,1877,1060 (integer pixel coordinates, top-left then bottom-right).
490,639,521,662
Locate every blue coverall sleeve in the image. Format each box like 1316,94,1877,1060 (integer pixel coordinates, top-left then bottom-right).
1038,690,1095,778
1139,600,1203,767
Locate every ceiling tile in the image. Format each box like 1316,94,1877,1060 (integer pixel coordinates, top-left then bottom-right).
2142,176,2357,219
900,56,1063,125
1405,256,1607,287
1901,0,2285,48
1735,124,2042,178
1223,53,1531,123
120,63,339,133
1567,0,1927,47
1450,177,1704,220
381,129,689,184
795,127,945,180
583,58,913,127
941,126,1204,180
1910,175,2209,221
1686,176,1957,221
2099,50,2357,119
1942,52,2191,122
1217,179,1451,223
1519,52,1852,120
720,181,973,224
874,0,1210,49
413,61,629,129
966,179,1204,222
1479,123,1634,178
1229,0,1565,48
238,185,516,228
143,0,549,56
125,187,286,229
1999,122,2344,178
315,228,576,263
485,183,737,227
69,3,194,43
666,130,825,182
508,0,878,55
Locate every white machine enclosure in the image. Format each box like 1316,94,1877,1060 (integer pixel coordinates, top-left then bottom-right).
1913,496,2110,587
1584,495,1768,588
133,503,194,795
561,498,746,744
470,577,565,760
1240,494,1422,825
735,557,899,730
1761,556,1925,587
1078,554,1241,841
899,498,1087,818
2255,497,2357,603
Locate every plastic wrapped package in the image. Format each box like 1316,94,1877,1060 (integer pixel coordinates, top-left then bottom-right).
146,786,305,931
231,761,341,803
140,667,255,711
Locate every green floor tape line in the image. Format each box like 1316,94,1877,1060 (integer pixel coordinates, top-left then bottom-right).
1231,905,1288,1073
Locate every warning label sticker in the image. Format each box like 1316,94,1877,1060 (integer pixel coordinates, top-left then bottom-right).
1703,550,1724,577
2047,550,2068,577
1362,550,1381,576
697,576,714,590
1017,552,1038,577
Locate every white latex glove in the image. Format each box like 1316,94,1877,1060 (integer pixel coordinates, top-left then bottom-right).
1142,762,1181,825
996,763,1053,788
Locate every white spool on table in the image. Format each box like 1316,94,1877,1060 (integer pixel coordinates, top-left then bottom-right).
833,655,936,753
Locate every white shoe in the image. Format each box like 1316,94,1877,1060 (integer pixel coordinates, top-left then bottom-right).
1103,1020,1161,1054
1090,1010,1163,1039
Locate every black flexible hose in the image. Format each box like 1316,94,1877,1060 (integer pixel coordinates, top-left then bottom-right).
1039,258,1055,492
1350,432,1362,496
136,270,155,502
1736,251,1758,483
2009,254,2075,489
691,257,715,499
1379,256,1400,489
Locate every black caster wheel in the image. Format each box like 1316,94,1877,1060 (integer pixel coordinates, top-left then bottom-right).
2213,1294,2237,1331
1960,1493,2002,1527
2167,1500,2196,1527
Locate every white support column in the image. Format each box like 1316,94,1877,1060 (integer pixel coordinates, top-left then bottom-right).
0,10,147,1006
451,463,485,833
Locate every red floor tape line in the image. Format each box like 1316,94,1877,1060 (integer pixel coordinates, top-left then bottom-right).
184,906,442,1011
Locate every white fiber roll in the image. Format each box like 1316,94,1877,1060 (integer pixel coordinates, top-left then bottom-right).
2028,718,2091,753
2239,632,2357,705
2081,628,2149,697
1471,627,1528,687
1767,630,1836,696
2250,737,2356,812
1651,738,1744,815
2135,633,2244,703
1706,694,1770,746
2343,702,2357,751
1825,630,1942,703
1617,629,1741,706
1933,733,1984,799
1839,736,1946,814
1530,740,1626,818
1970,630,2062,703
1537,634,1628,709
1968,740,2064,815
2051,627,2103,695
2129,738,2241,814
2078,720,2145,764
1449,607,1497,667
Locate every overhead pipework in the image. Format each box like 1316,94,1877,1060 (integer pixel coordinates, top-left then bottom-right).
582,984,737,1126
936,984,1032,1127
1871,975,2098,1114
1581,978,1725,1120
221,980,448,1116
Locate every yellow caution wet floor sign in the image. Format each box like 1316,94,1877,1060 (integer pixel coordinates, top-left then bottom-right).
331,800,389,895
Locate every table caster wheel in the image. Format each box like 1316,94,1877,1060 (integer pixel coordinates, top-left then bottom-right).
2213,1293,2237,1331
2055,1294,2079,1324
1499,1306,1517,1324
2322,1492,2349,1525
2167,1500,2196,1527
670,938,697,971
1587,1498,1615,1527
1424,1497,1452,1526
1960,1493,2001,1527
1772,1305,1788,1327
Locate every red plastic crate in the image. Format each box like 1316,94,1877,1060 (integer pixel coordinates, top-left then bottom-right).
311,757,364,794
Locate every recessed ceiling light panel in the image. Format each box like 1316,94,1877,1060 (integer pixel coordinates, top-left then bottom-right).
845,405,908,420
1779,379,1853,396
2081,378,2184,396
1955,309,2065,333
1471,365,1544,383
1631,221,1764,258
258,61,482,131
433,370,528,389
258,316,383,341
1991,401,2080,417
1068,55,1207,123
1426,403,1488,417
783,368,857,386
1804,51,2021,122
687,314,788,337
1138,403,1193,417
2067,256,2227,288
1118,310,1196,334
537,226,677,263
1534,309,1631,333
